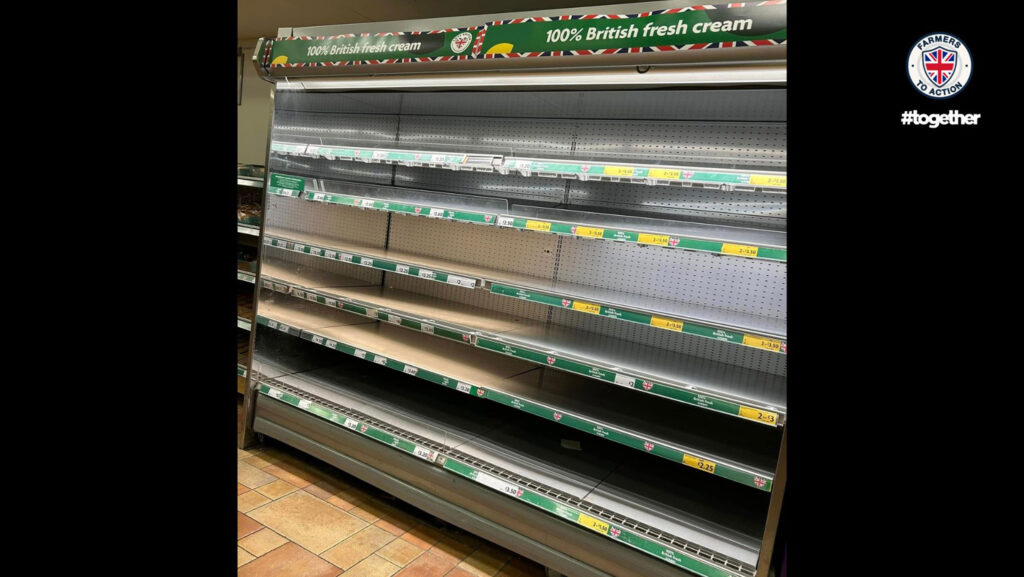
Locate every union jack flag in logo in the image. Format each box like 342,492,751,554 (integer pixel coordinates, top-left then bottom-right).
923,48,956,87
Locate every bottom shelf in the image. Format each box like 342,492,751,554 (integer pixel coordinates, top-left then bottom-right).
251,330,768,577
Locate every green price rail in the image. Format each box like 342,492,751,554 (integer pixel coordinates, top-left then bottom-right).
256,378,750,577
304,190,497,226
269,140,786,193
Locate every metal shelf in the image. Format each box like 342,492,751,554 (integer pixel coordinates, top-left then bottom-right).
270,138,786,193
253,352,765,576
237,271,256,284
500,205,786,262
261,259,784,426
238,363,248,378
237,223,261,236
237,316,252,331
255,296,778,490
262,228,785,353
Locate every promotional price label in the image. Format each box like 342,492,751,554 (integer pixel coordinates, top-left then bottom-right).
571,301,601,315
576,513,610,535
637,233,670,246
648,168,681,180
749,175,787,187
721,243,759,257
683,455,717,474
574,226,604,238
525,220,552,232
603,166,635,178
650,316,683,331
742,334,783,352
739,406,779,425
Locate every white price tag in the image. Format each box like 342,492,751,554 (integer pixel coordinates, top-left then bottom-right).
421,323,435,335
325,339,337,349
446,275,476,288
268,320,279,329
428,207,445,218
305,292,318,301
309,247,323,256
343,418,359,430
403,365,419,376
614,374,635,388
418,269,435,280
312,335,324,345
413,446,437,462
430,154,446,163
274,239,288,248
340,253,353,262
267,388,283,399
313,193,326,201
262,280,273,289
292,289,305,299
294,243,307,252
354,349,367,359
360,198,376,208
325,250,338,260
359,258,374,267
298,399,311,410
387,314,401,325
364,307,377,319
374,355,388,365
475,471,522,497
278,323,290,333
372,150,387,160
456,382,472,394
263,237,273,245
396,264,410,275
496,216,514,227
325,298,337,308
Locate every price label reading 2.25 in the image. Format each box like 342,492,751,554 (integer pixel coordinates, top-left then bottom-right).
683,455,717,474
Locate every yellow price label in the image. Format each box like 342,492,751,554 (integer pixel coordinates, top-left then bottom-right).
683,455,717,474
603,165,635,177
742,334,782,352
525,220,552,232
572,301,602,315
577,513,610,535
749,175,787,187
638,233,669,246
648,168,681,180
721,243,759,257
739,406,779,425
574,226,604,238
650,316,683,332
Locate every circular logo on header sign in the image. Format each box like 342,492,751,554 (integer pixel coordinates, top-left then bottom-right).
450,32,473,54
907,33,972,99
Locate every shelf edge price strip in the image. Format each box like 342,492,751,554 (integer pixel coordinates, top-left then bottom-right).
488,284,786,355
304,190,497,225
442,458,738,577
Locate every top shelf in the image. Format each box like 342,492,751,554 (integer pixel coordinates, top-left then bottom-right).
238,176,264,189
270,137,786,193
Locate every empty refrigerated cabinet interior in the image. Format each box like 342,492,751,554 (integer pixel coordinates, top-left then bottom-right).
241,4,787,577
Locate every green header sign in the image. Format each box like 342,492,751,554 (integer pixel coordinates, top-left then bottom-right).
263,2,785,69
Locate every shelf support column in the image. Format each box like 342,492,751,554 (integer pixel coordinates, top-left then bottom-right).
755,426,786,577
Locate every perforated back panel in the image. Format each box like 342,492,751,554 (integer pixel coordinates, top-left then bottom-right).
568,180,786,230
394,166,566,204
266,88,787,379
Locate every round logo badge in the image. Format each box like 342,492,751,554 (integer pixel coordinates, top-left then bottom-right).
907,32,972,99
450,32,473,54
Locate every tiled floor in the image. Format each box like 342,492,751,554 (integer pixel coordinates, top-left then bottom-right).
238,397,548,577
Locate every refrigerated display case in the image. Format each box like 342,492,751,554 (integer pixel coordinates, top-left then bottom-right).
238,165,264,392
240,3,786,576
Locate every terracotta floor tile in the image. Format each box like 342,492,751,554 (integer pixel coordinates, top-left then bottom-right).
248,490,367,553
321,525,396,570
238,483,250,495
238,449,252,459
429,536,477,566
242,453,278,469
328,492,364,511
237,542,341,577
393,551,458,577
238,547,256,567
378,537,425,567
306,477,351,501
263,464,318,489
256,479,299,500
239,528,289,557
343,554,401,577
375,510,420,536
238,461,278,489
350,498,399,523
400,523,444,550
238,511,264,539
455,544,510,577
238,490,272,512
